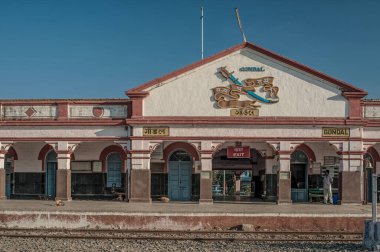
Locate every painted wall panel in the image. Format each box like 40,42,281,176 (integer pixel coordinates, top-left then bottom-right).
2,106,57,118
69,105,127,118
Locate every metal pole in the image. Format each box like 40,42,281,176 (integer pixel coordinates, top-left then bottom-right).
373,173,377,223
201,6,204,60
234,8,247,43
223,170,226,196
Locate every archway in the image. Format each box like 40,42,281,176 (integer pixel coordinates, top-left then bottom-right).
364,147,380,203
45,150,57,199
290,150,309,202
4,147,18,199
106,153,122,188
168,150,192,201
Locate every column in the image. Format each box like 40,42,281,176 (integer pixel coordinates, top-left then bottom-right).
199,155,213,204
51,141,79,201
56,151,72,201
129,140,151,203
277,142,292,204
268,142,292,204
277,154,292,204
0,142,13,200
337,141,363,204
0,152,6,200
198,142,213,204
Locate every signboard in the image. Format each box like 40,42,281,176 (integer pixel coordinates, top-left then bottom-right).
227,146,250,159
322,127,350,137
143,127,169,137
230,108,259,117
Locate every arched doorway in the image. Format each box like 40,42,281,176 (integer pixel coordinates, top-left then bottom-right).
290,150,309,202
106,153,122,188
364,153,374,203
168,150,192,201
212,148,265,202
5,154,13,198
45,150,57,198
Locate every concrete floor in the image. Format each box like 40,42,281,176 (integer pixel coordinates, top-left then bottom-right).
0,199,376,217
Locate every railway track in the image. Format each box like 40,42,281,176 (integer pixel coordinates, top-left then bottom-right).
0,228,363,243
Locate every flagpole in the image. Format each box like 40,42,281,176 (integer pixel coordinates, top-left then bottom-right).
235,8,247,43
201,6,204,60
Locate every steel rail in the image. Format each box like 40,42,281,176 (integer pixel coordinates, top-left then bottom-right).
0,227,363,236
0,233,362,243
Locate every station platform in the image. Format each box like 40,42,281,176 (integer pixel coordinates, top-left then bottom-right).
0,200,376,232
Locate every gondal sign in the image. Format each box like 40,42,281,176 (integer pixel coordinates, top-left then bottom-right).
227,146,250,158
322,127,350,137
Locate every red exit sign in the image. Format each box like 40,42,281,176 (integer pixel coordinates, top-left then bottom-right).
227,146,250,159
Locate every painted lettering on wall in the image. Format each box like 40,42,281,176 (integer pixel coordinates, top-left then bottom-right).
239,66,265,72
322,128,350,137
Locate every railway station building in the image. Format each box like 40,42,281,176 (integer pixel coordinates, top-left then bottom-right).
1,42,380,205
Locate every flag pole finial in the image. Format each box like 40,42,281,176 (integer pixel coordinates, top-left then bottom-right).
235,8,247,43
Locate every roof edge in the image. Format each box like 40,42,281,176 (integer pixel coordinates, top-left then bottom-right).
126,41,366,96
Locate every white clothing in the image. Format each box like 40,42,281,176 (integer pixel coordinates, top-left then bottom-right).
324,188,333,204
323,174,333,189
323,174,333,204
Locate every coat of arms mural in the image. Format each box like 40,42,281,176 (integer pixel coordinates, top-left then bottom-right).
212,67,279,116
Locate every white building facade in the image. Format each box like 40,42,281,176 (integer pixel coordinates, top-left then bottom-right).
1,42,379,204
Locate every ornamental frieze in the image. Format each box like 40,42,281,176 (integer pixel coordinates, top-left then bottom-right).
212,67,279,116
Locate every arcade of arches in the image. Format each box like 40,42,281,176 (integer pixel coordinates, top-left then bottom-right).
1,140,380,205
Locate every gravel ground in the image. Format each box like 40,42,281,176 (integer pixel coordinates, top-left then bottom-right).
0,237,364,252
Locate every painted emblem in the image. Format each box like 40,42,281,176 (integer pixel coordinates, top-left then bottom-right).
92,107,104,118
212,67,279,116
25,107,37,117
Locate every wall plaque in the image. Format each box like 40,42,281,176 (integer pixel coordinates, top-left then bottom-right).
279,172,290,180
201,171,211,179
92,161,102,172
322,127,350,137
143,127,169,136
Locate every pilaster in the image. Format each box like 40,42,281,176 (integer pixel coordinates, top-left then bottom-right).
199,149,213,204
129,139,152,203
0,153,5,200
269,141,292,204
0,142,13,200
337,140,364,204
47,141,79,201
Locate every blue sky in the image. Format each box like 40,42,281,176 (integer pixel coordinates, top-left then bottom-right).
0,0,379,99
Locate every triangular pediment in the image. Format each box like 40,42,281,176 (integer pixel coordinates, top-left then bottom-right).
127,42,366,118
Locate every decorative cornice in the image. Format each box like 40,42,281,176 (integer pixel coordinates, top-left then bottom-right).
342,91,368,99
125,91,150,99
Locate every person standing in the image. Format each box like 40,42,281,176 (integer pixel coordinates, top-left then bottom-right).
323,170,333,204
